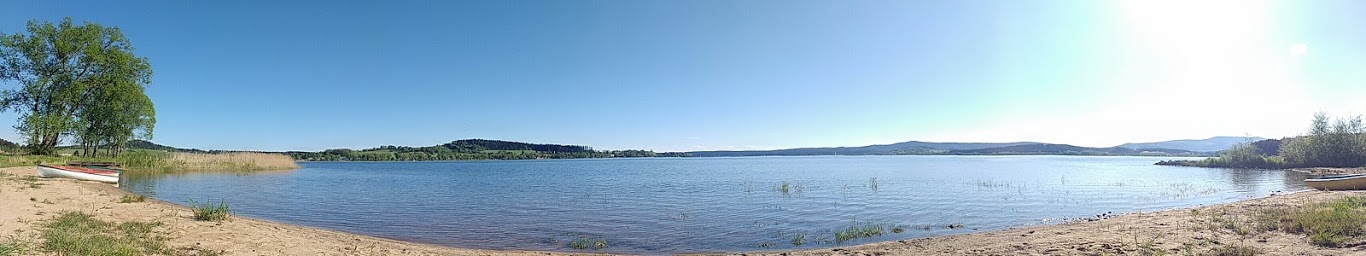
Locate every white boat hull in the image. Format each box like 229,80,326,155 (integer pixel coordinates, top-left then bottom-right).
1306,174,1366,191
36,165,119,183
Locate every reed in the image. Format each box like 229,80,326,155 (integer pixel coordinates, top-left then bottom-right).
128,151,299,173
775,181,804,195
569,236,607,250
0,150,298,174
834,221,886,243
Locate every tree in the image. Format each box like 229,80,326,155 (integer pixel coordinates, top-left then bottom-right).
1280,113,1366,168
0,18,154,155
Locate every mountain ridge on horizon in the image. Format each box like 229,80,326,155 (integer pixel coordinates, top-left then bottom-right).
117,136,1261,158
687,136,1263,157
1116,136,1267,153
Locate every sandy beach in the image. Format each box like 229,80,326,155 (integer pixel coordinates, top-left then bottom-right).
3,165,1363,255
0,166,601,256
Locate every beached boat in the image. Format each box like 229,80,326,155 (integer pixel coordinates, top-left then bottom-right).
1305,174,1366,190
36,164,120,183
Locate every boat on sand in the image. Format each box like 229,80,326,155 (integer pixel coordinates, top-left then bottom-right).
36,164,120,183
1305,174,1366,190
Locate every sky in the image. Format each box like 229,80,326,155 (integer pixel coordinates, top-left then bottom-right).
1,0,1365,152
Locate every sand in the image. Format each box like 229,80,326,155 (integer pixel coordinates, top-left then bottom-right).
690,190,1366,256
3,165,1363,255
0,166,602,256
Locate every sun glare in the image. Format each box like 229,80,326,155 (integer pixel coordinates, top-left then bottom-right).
1291,43,1309,56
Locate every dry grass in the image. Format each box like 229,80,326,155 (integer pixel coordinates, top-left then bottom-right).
120,151,298,174
0,150,299,175
164,152,299,172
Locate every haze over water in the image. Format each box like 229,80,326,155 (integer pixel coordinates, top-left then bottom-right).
123,156,1308,253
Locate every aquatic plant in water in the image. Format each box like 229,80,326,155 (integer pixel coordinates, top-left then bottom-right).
834,221,885,243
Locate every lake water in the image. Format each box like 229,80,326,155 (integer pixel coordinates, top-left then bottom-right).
121,156,1309,254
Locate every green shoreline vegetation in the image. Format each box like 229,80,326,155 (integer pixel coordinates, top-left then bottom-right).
285,138,689,161
1157,113,1366,169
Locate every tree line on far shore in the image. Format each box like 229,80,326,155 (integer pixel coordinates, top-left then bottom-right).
286,139,690,161
1158,113,1366,169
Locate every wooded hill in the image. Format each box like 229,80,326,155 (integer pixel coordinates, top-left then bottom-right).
283,139,689,161
689,141,1212,157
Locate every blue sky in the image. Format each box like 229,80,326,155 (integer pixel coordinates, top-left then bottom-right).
2,1,1365,152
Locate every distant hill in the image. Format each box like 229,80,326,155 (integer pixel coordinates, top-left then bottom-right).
1117,136,1265,152
289,139,687,161
690,140,1214,157
0,138,17,149
126,139,188,151
688,141,1038,157
952,143,1137,155
948,143,1205,156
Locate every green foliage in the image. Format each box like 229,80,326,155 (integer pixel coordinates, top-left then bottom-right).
0,238,24,256
40,211,166,256
118,194,145,203
1156,143,1285,169
0,17,155,155
569,236,607,250
188,199,231,222
1160,113,1366,169
288,139,689,161
1279,113,1366,168
834,221,885,243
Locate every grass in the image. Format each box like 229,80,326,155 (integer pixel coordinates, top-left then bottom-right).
569,236,607,250
40,211,166,256
119,194,146,203
834,221,886,243
0,239,23,256
189,199,231,222
1204,245,1260,256
0,150,298,175
1254,197,1366,247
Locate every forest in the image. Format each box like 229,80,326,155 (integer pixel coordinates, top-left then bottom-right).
284,139,690,161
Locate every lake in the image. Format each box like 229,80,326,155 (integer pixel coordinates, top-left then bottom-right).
121,156,1309,253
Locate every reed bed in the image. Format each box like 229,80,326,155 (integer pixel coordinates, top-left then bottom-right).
0,150,299,174
119,151,298,174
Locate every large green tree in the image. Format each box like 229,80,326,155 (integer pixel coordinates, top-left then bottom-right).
0,18,154,155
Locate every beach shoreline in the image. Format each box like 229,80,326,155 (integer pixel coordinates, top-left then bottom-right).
3,166,1361,255
0,166,606,256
